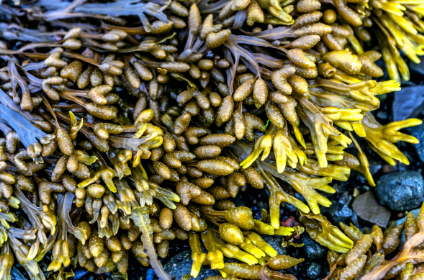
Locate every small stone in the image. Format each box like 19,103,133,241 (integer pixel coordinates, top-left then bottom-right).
352,191,391,228
301,234,326,260
326,202,353,224
11,267,27,280
376,110,387,120
73,268,90,280
368,157,383,175
337,191,351,205
163,250,218,279
262,234,287,255
411,124,424,162
306,262,321,279
376,171,424,211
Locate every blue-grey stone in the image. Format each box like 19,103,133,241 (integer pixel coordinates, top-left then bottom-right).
393,86,424,121
411,124,424,162
327,202,353,224
306,262,321,279
376,171,424,211
262,234,287,255
11,267,27,280
301,234,326,260
73,268,90,280
368,157,383,175
376,110,388,120
164,250,218,279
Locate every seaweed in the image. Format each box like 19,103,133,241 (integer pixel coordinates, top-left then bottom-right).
131,206,171,280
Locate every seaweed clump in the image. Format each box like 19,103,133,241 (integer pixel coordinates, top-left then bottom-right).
323,203,424,280
0,0,421,279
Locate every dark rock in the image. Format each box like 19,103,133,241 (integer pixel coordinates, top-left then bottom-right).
376,110,388,120
146,269,156,280
301,234,326,260
164,250,218,279
376,171,424,211
350,213,360,228
410,60,424,87
409,59,424,78
352,191,391,228
393,86,424,121
284,202,299,213
290,248,300,258
262,234,287,255
73,268,90,280
331,183,346,195
411,124,424,162
11,267,26,280
326,202,353,224
306,262,321,279
337,191,351,205
323,266,330,277
205,50,215,59
369,164,382,176
295,192,307,204
368,157,383,175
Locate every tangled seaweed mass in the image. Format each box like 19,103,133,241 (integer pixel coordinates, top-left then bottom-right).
0,0,423,279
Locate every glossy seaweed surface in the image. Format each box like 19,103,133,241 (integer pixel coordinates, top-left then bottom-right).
0,0,423,279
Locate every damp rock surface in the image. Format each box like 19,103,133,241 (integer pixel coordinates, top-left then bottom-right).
376,171,424,211
163,250,218,279
411,124,424,162
326,202,353,224
305,262,322,279
301,234,326,261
